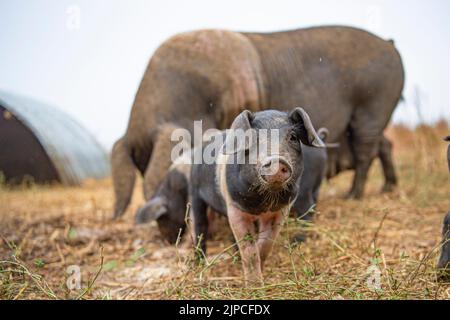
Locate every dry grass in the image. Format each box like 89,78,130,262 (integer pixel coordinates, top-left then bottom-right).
0,123,449,300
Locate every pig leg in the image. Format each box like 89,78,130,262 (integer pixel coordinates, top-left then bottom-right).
378,136,397,193
293,192,315,221
206,209,218,239
142,124,181,200
347,109,382,199
291,193,315,243
437,211,450,280
191,196,209,258
257,212,284,270
111,137,137,219
347,146,376,199
227,206,262,285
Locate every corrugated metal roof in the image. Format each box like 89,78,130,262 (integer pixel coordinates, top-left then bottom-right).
0,90,110,185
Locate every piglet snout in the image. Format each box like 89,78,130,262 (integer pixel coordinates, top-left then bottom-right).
260,157,292,185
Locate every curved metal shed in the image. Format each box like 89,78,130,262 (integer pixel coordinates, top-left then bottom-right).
0,91,110,185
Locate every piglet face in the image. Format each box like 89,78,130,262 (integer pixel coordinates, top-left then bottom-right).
223,108,324,214
135,168,189,244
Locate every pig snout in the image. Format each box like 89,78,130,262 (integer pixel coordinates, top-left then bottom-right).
260,156,293,185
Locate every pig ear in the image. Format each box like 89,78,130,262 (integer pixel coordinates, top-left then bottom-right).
289,107,325,148
135,197,168,224
230,110,254,130
223,110,255,154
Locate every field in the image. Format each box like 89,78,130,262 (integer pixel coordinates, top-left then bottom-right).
1,123,449,300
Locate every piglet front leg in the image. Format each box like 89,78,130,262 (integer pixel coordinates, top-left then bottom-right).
227,205,263,286
257,211,284,270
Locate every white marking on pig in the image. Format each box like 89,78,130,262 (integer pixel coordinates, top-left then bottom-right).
216,151,232,204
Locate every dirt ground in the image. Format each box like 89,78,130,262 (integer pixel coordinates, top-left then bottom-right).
1,123,449,300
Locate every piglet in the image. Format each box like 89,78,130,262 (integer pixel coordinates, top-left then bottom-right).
190,107,324,284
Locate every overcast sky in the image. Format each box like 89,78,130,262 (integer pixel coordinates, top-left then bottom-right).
1,0,449,149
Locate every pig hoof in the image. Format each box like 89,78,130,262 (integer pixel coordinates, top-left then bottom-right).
112,212,122,221
344,192,355,200
381,183,395,193
244,278,265,288
194,250,206,264
437,267,450,282
345,191,362,200
291,234,307,244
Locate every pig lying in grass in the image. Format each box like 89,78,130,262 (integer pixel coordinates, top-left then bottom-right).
190,108,324,284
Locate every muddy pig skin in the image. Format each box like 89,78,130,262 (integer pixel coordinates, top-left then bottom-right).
190,108,324,284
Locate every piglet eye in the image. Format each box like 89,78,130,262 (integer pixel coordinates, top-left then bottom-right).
289,132,298,142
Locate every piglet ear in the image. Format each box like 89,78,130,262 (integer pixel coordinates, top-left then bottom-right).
223,110,255,154
289,107,325,148
230,110,254,130
135,197,168,224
